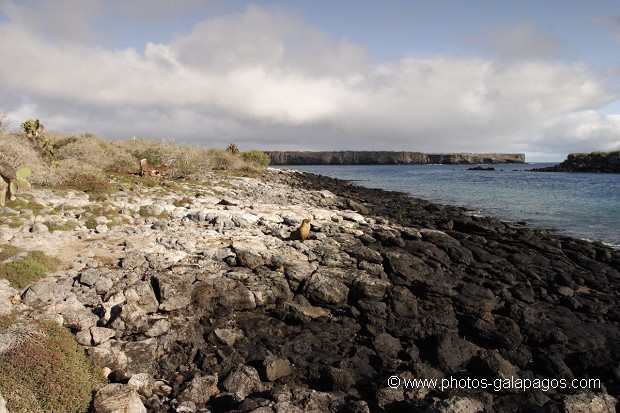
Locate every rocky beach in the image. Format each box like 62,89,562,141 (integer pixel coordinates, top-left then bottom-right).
0,168,619,413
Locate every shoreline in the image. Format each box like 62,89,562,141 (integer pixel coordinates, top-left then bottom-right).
273,165,620,250
0,169,618,412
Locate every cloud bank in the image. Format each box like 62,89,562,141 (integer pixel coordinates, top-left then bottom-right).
0,1,618,159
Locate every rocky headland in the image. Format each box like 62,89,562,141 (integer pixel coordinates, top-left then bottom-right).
531,151,620,173
266,151,525,165
0,169,618,413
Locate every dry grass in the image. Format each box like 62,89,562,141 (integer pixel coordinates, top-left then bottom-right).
0,129,269,194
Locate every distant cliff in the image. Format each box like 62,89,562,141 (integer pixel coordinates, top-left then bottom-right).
266,151,525,165
531,151,620,173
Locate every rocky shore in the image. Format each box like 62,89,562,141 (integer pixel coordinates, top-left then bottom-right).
0,169,618,413
531,151,620,173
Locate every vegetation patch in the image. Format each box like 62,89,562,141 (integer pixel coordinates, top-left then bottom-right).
4,194,47,215
0,245,62,289
45,221,77,232
138,205,169,219
241,150,270,167
0,317,106,413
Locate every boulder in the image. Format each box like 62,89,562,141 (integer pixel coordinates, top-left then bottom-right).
261,356,293,381
178,374,219,406
562,392,617,413
304,272,349,307
22,279,72,308
222,365,271,402
0,279,19,316
427,396,485,413
154,272,195,311
93,383,146,413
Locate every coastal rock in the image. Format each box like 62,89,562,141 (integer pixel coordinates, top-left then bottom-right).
21,279,72,308
191,278,256,313
426,396,485,413
88,346,128,379
261,356,293,381
178,374,219,406
532,150,620,173
0,280,19,316
127,373,156,398
222,365,270,402
304,271,349,307
154,272,195,311
93,383,146,413
562,392,617,413
0,394,7,413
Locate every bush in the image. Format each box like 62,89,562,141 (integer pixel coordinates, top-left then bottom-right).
0,245,62,289
0,318,106,413
241,150,270,167
54,134,138,174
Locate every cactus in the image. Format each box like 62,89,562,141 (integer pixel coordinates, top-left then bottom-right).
21,119,44,138
226,143,240,156
0,164,32,206
20,119,54,163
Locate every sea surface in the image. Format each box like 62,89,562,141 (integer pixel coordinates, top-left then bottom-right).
275,163,620,248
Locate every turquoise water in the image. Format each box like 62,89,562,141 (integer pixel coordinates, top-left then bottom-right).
277,164,620,247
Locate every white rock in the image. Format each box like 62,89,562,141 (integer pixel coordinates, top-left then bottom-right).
90,326,117,345
145,318,171,337
31,222,49,233
93,383,146,413
0,394,7,413
213,327,244,347
128,373,155,398
563,392,617,413
342,212,365,223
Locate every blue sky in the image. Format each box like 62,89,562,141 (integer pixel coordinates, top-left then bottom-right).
1,0,619,160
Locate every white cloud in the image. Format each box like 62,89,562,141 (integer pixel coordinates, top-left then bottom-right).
0,3,618,157
535,111,620,153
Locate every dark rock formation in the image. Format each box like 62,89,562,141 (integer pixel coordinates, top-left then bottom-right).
467,166,496,171
267,151,525,165
531,151,620,173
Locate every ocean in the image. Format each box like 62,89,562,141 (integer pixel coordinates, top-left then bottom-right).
275,163,620,248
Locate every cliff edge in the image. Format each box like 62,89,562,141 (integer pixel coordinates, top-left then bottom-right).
267,151,525,165
532,151,620,173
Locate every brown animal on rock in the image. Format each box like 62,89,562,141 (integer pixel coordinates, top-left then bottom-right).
289,218,311,242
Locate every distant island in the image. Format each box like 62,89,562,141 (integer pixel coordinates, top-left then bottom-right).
531,151,620,173
266,151,525,165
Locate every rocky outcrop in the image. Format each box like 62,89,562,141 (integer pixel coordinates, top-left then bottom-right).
0,169,618,413
267,151,525,165
532,151,620,173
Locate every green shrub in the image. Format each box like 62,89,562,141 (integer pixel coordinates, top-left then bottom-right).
0,318,106,413
241,150,270,167
54,134,137,174
0,246,62,289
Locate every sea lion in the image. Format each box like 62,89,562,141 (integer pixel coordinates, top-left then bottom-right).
289,218,311,242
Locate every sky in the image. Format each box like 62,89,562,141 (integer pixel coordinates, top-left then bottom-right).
0,0,619,161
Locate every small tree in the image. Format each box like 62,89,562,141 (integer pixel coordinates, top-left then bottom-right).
226,143,240,156
20,119,54,163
